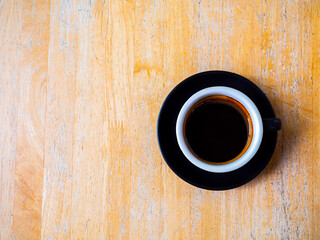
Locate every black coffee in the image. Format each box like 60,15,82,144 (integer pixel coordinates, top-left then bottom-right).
185,100,248,163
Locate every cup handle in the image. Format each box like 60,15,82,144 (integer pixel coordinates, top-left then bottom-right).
263,118,282,131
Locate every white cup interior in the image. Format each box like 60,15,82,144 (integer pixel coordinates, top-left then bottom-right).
176,86,263,173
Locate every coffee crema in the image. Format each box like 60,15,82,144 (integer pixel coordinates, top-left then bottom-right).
183,95,253,165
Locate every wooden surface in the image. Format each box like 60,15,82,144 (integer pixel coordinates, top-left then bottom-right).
1,0,319,239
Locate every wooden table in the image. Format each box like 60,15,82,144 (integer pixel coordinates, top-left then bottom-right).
1,0,319,239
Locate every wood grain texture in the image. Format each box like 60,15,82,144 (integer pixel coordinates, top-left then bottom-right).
12,0,50,239
0,0,319,239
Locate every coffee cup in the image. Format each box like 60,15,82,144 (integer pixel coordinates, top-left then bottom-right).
176,86,281,173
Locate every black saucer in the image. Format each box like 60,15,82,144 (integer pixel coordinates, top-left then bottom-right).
157,71,278,190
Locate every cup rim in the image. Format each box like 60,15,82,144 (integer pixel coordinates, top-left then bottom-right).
176,86,263,173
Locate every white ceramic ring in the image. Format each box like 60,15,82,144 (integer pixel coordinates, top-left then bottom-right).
176,87,263,173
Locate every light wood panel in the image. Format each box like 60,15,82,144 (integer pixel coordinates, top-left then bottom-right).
0,0,319,239
0,1,21,239
11,0,50,239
